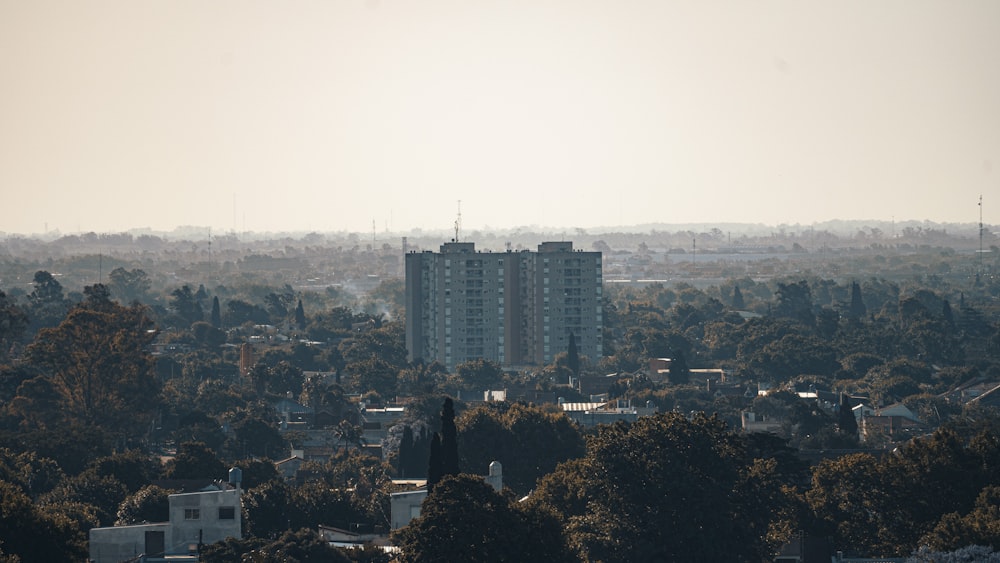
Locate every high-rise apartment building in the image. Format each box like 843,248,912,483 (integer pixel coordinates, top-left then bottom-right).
405,241,602,370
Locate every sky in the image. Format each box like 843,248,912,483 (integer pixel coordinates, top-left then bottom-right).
1,1,999,236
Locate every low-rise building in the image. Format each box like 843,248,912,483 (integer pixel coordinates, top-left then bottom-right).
89,477,242,563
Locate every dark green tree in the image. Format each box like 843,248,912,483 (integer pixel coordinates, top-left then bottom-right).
426,433,442,493
23,292,160,436
170,285,204,326
732,284,745,309
107,267,151,304
0,290,28,364
248,528,351,562
567,332,580,378
115,485,174,525
849,281,867,318
295,299,306,330
392,474,576,563
775,280,815,326
838,393,858,437
163,441,226,480
440,397,459,477
667,348,691,384
211,296,222,328
533,412,788,562
458,402,585,495
27,270,69,333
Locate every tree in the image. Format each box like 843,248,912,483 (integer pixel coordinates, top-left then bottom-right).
115,485,174,525
0,291,28,364
107,267,151,304
732,284,745,309
426,433,442,493
453,359,504,391
667,348,691,384
458,402,585,495
532,412,788,562
211,296,222,328
849,281,867,318
392,474,576,563
26,270,69,333
838,393,858,437
567,332,580,378
294,299,306,330
192,321,226,349
163,441,226,480
440,397,459,477
246,528,351,563
170,285,204,326
775,280,814,327
921,486,1000,553
23,292,160,437
333,420,365,453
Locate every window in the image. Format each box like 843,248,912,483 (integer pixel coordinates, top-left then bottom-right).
219,507,236,520
184,509,200,520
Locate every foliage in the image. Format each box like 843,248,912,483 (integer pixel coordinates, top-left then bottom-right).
163,441,227,480
457,402,585,495
22,290,160,437
392,474,576,563
115,484,174,525
531,412,788,562
245,528,352,563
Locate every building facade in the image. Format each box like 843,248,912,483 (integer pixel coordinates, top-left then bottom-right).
89,484,242,563
405,241,602,370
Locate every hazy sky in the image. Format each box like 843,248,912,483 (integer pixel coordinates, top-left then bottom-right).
2,1,998,236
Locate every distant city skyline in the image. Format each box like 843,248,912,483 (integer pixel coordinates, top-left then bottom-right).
2,1,998,236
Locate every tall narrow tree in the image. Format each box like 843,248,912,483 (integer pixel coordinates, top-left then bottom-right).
838,393,858,437
210,296,222,328
567,332,580,379
732,285,745,310
849,281,867,319
427,432,443,493
294,299,306,330
440,397,460,477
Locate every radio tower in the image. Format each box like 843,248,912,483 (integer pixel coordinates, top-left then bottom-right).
454,200,462,242
979,195,984,278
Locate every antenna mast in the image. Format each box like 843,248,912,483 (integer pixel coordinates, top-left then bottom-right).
980,195,984,276
454,200,462,242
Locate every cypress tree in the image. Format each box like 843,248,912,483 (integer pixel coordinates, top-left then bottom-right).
399,425,414,478
210,296,222,328
668,349,691,385
838,393,858,437
567,332,580,379
849,281,866,318
732,285,745,310
294,299,306,329
427,432,443,493
440,397,460,477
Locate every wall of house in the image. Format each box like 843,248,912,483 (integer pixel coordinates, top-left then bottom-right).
89,523,170,563
168,488,242,553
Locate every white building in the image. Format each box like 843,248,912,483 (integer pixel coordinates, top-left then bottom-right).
89,481,242,563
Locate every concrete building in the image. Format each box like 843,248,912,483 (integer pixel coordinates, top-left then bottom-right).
405,241,602,370
89,482,242,563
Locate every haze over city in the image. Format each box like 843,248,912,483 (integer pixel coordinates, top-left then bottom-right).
2,1,998,236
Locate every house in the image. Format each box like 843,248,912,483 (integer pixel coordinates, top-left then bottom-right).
275,455,305,481
359,404,406,445
560,399,658,427
89,474,242,563
389,462,503,530
853,402,925,442
742,411,784,434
